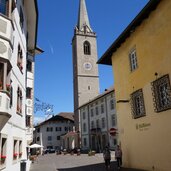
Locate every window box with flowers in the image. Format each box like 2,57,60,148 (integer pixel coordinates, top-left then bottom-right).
0,155,6,164
6,84,11,93
13,153,18,160
19,152,22,158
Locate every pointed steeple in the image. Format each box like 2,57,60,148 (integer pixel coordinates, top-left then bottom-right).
77,0,93,32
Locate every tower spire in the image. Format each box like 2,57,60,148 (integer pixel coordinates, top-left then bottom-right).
77,0,93,32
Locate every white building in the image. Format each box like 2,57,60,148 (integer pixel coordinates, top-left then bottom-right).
79,88,118,152
0,0,42,170
34,113,74,150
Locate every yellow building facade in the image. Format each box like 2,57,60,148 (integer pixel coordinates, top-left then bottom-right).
98,0,171,170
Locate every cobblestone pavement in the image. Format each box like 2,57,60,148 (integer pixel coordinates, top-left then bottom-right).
30,153,145,171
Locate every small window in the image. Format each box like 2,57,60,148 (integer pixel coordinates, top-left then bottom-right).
91,108,94,117
83,138,87,147
130,89,146,118
129,49,138,71
151,74,171,112
0,137,7,165
19,7,24,29
19,141,22,158
82,112,86,120
91,121,94,129
101,104,104,113
47,136,52,141
36,137,40,141
17,44,23,72
27,60,32,72
83,41,91,55
111,114,116,127
83,123,86,132
110,99,115,110
57,136,60,140
26,87,32,99
0,0,9,16
101,118,105,128
13,140,18,160
17,87,22,114
96,119,99,128
26,115,31,127
37,128,40,133
95,107,98,115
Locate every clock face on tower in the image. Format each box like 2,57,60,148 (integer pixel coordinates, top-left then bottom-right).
83,62,92,70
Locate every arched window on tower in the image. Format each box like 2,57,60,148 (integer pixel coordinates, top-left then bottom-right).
83,41,91,55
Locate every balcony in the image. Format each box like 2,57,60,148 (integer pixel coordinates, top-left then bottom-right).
0,91,11,130
0,15,13,64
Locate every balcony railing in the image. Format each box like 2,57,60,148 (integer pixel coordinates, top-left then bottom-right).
0,91,11,130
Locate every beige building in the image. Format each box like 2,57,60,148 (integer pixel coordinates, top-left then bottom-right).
98,0,171,170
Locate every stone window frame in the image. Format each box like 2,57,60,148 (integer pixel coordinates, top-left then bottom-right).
130,89,146,119
83,41,91,55
151,74,171,112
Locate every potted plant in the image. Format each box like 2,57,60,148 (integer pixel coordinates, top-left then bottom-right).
0,155,6,164
13,153,18,159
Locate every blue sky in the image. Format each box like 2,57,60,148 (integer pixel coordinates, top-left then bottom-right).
34,0,148,123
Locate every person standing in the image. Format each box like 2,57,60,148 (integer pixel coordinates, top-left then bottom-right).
115,145,122,169
103,145,111,170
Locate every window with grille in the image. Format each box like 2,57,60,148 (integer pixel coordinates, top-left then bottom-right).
83,41,91,55
129,49,138,71
130,89,146,118
151,74,171,112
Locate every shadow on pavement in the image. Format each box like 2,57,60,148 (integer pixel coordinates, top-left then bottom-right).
57,161,146,171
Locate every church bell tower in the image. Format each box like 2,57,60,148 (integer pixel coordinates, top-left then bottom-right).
72,0,100,131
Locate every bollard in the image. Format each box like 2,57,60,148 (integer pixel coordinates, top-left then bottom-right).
20,159,27,171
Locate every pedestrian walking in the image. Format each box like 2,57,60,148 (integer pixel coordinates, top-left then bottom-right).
103,145,111,170
115,145,122,169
